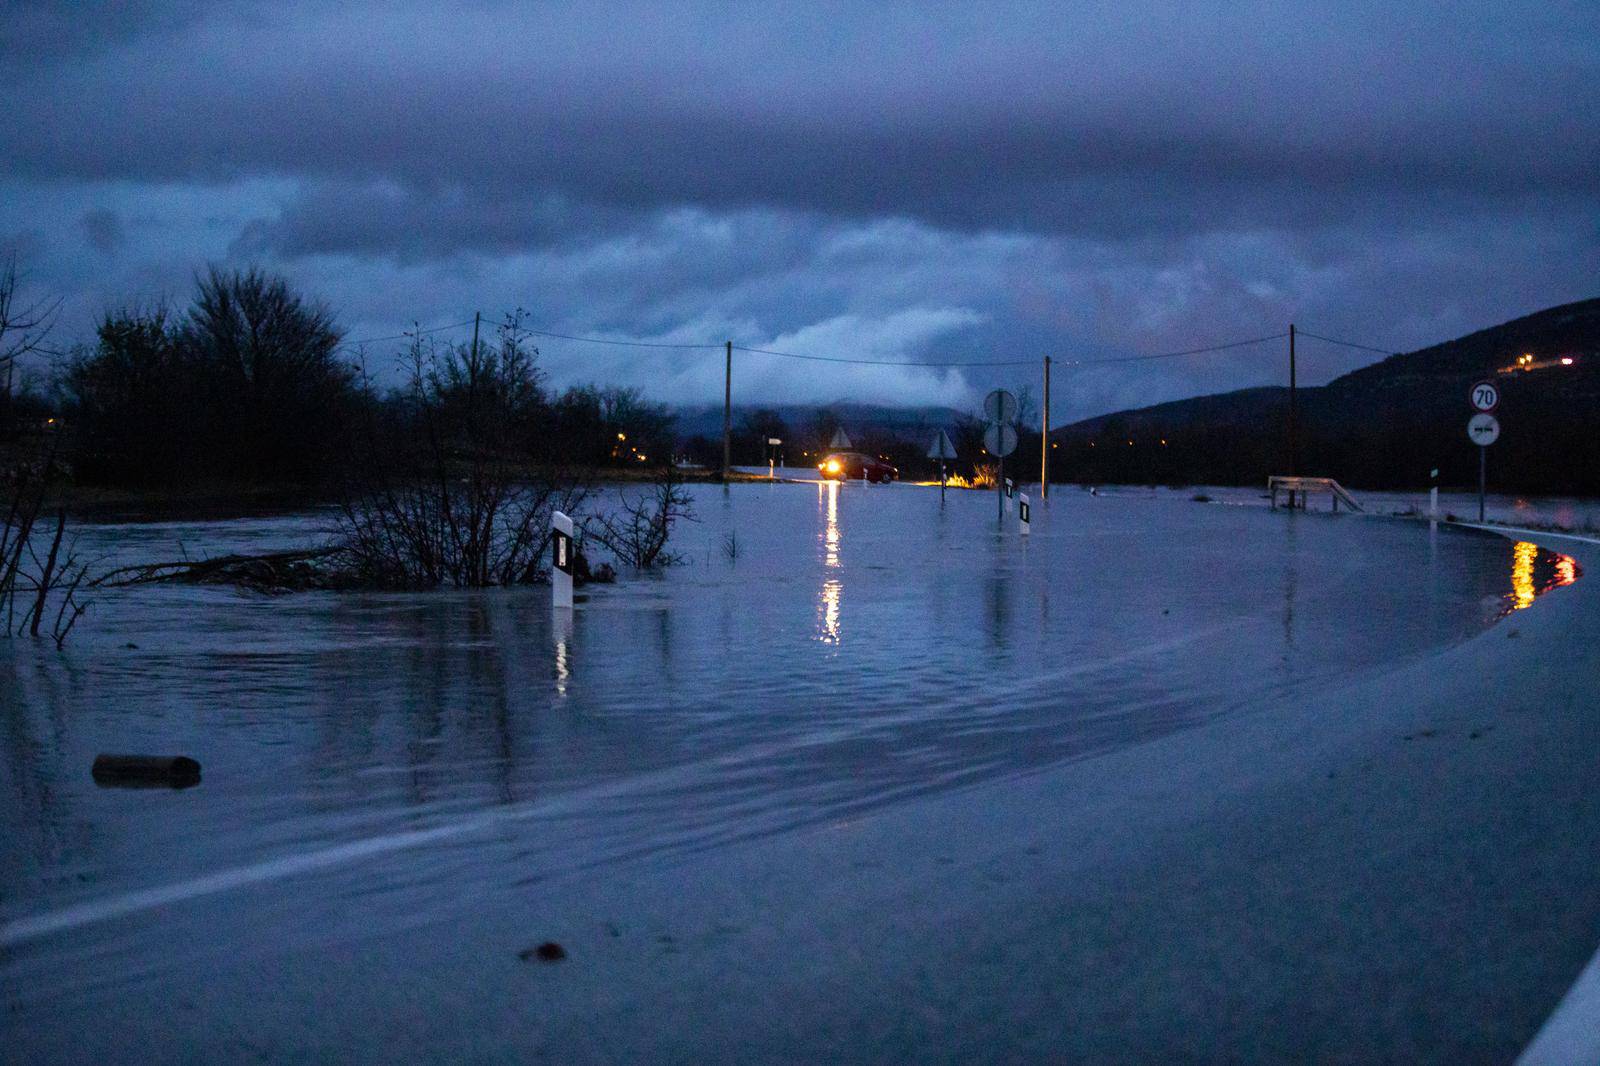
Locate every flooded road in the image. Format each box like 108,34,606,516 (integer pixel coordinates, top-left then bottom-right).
0,484,1580,1057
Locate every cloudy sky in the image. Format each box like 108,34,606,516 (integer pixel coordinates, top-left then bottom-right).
3,0,1596,420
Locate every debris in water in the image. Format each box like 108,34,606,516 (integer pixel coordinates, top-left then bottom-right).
91,754,201,788
520,941,567,963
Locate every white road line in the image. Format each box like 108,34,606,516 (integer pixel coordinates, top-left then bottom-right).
1457,522,1600,548
1517,940,1600,1065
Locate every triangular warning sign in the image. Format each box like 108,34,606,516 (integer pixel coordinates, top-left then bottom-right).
926,429,957,460
829,427,852,450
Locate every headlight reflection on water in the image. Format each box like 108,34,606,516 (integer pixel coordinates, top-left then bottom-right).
1505,540,1581,615
817,480,843,644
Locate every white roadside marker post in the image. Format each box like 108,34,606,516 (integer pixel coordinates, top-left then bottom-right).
1019,493,1031,536
1429,467,1439,520
551,510,575,610
1004,477,1014,514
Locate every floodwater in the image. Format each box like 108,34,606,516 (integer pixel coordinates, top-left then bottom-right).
0,482,1581,1057
745,465,1600,531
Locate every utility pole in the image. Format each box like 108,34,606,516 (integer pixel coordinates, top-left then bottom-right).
721,340,733,482
1041,356,1051,499
469,312,481,403
1288,323,1298,476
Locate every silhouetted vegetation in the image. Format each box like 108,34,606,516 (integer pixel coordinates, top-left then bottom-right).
585,464,695,569
67,268,356,485
1,435,90,646
339,315,589,588
0,254,60,418
0,260,88,645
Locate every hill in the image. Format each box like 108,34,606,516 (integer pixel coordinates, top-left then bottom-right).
1050,298,1600,494
674,402,969,447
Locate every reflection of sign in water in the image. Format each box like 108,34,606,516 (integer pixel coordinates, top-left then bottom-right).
983,423,1018,457
1469,381,1499,412
1468,413,1500,446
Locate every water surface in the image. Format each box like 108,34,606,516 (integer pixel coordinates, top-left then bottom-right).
0,483,1578,1019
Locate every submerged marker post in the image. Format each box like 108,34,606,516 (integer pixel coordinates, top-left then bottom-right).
1019,493,1031,536
551,510,575,609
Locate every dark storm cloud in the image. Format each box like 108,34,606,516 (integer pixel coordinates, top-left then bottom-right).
0,0,226,60
4,0,1596,242
79,207,124,255
226,182,638,261
1,0,1596,414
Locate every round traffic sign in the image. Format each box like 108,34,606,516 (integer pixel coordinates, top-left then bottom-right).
983,423,1018,457
983,389,1018,424
1469,381,1499,412
1467,413,1500,447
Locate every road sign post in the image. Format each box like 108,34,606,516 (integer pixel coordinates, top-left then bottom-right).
927,429,957,505
551,510,575,609
983,389,1019,424
982,417,1018,522
1467,413,1500,522
982,389,1019,524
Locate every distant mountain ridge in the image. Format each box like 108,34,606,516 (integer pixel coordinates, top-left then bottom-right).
1051,297,1600,494
674,401,970,443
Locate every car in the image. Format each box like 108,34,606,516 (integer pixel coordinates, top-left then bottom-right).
818,452,898,483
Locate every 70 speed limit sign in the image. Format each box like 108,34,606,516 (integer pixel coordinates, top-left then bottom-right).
1470,381,1499,412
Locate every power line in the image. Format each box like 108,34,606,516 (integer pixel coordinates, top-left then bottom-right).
1294,329,1397,356
733,344,1033,367
523,327,721,350
36,306,1395,374
337,318,477,350
338,319,1293,369
737,331,1295,370
1069,332,1289,367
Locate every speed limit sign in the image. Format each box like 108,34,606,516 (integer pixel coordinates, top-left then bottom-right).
1470,381,1499,412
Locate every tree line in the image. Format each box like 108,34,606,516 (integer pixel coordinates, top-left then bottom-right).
14,267,678,489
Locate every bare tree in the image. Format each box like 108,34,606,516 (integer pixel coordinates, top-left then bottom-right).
586,464,695,569
180,265,354,481
338,313,589,588
0,255,61,407
0,436,91,647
